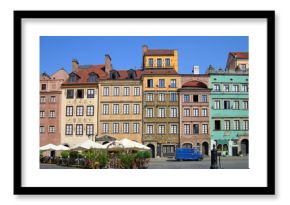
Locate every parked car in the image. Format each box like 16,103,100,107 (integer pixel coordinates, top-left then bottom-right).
175,148,203,161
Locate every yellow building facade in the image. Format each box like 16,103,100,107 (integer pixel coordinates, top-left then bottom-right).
98,70,143,143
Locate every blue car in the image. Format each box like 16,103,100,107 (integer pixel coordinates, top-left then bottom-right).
175,148,203,161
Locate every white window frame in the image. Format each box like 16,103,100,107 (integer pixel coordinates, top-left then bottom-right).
170,107,178,118
170,124,178,134
234,120,240,130
202,108,207,116
49,110,56,118
87,106,94,116
113,104,119,115
134,87,140,96
224,120,230,130
86,124,94,135
113,123,119,133
123,123,129,133
40,111,45,118
159,93,165,101
193,108,199,117
123,104,129,115
103,123,109,134
66,106,73,116
146,108,153,117
158,107,166,117
184,124,190,135
76,124,83,135
147,125,153,134
50,96,56,103
113,87,120,96
184,108,190,117
103,87,109,96
65,124,73,135
202,124,208,134
40,126,45,133
147,93,153,101
133,104,140,114
49,126,55,133
214,100,220,109
133,123,140,133
124,87,130,96
103,104,109,115
76,106,84,116
158,125,166,134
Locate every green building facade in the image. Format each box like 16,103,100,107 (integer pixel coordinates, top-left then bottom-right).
209,70,249,156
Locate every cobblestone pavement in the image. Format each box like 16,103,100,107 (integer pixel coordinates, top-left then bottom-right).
148,156,249,169
40,156,248,169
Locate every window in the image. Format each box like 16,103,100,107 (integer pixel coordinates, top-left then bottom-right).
88,73,97,82
224,84,230,92
158,108,166,117
158,125,165,134
165,58,170,67
103,104,109,115
87,106,94,116
184,95,190,102
49,126,55,133
67,89,74,99
147,125,153,134
87,89,94,98
241,84,248,92
123,123,129,133
215,120,221,130
40,111,45,118
202,124,208,134
50,96,56,103
147,79,153,88
133,123,140,133
240,64,247,72
184,108,190,117
76,89,83,98
40,126,45,134
202,108,207,116
113,87,120,96
243,101,248,109
103,123,109,133
193,124,199,134
113,104,119,114
124,87,130,96
214,100,220,109
170,79,176,88
243,120,249,130
170,125,178,134
193,108,199,117
233,101,239,109
148,58,153,67
224,100,230,109
159,79,165,88
213,84,220,92
234,120,240,130
65,124,73,135
123,104,129,114
113,123,119,133
86,124,94,135
76,124,83,135
170,107,178,117
224,120,230,130
76,106,84,116
170,93,177,101
66,106,73,116
184,124,190,135
157,58,162,67
159,93,165,101
147,93,153,101
133,104,140,114
49,110,56,118
134,87,140,96
69,74,77,82
201,95,207,102
233,85,239,92
41,84,47,90
146,108,153,117
40,96,46,103
193,95,199,102
103,87,109,96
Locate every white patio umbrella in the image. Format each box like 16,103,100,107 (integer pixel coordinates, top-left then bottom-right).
71,140,106,151
55,145,70,151
106,139,150,151
40,144,58,151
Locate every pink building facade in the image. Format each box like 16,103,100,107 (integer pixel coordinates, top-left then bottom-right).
178,74,211,156
40,68,68,146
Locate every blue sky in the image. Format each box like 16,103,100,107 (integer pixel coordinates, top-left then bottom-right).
40,36,248,75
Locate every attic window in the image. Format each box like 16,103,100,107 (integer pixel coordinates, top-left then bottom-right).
128,70,135,79
110,71,118,80
88,73,98,82
69,74,77,82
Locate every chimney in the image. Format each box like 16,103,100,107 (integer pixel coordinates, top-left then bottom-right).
105,54,112,73
142,45,148,55
72,59,79,72
192,65,200,74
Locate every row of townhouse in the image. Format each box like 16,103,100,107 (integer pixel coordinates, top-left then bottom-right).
40,45,249,158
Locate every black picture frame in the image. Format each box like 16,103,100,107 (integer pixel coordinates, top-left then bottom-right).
14,10,275,195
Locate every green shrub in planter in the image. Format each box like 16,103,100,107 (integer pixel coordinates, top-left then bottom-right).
143,151,151,158
61,150,70,158
119,153,136,169
69,151,79,158
96,151,109,168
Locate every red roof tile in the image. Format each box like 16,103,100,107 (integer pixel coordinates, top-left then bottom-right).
230,52,248,59
144,49,174,56
142,68,178,75
182,80,208,88
63,65,143,85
